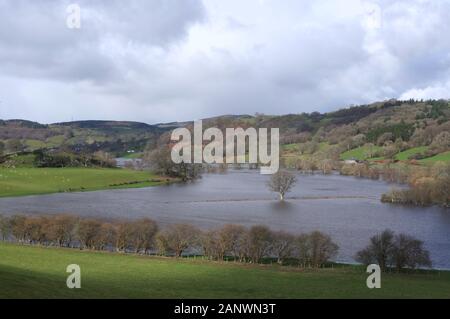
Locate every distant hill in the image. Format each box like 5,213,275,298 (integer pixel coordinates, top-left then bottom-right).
0,119,168,155
54,120,155,130
0,119,48,129
0,99,449,157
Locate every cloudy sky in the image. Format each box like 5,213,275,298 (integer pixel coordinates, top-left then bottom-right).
0,0,449,124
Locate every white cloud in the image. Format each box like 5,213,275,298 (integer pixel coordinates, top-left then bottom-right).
400,81,450,100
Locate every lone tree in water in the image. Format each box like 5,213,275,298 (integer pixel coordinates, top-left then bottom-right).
267,170,297,201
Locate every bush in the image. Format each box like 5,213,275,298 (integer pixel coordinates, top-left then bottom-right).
355,229,394,271
33,150,116,168
355,229,431,272
392,234,431,271
381,164,450,207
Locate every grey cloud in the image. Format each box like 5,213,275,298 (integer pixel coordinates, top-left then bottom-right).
86,0,205,46
1,0,450,124
0,0,205,83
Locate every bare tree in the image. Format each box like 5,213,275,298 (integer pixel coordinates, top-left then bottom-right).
115,221,133,252
292,232,339,267
156,224,200,257
93,151,117,167
23,216,50,245
145,146,202,182
318,159,334,174
144,146,173,175
271,231,296,264
131,218,158,254
356,230,432,272
0,214,349,270
95,222,117,251
155,231,169,256
77,219,102,250
267,170,297,201
200,229,220,260
246,225,273,263
433,172,450,207
0,215,10,240
46,214,77,247
355,229,395,271
9,215,27,243
217,224,248,262
294,234,311,266
391,233,431,271
308,231,339,267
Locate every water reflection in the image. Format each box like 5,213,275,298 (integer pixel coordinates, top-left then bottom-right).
271,200,295,212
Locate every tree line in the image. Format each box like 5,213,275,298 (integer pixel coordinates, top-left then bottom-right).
355,229,432,272
0,214,431,271
380,162,450,207
0,149,117,169
0,214,337,267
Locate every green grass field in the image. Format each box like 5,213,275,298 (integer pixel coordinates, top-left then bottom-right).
281,142,450,166
341,146,450,164
281,143,300,152
395,146,428,161
121,152,144,159
23,139,47,150
0,243,449,299
420,151,450,163
340,145,382,161
0,168,167,197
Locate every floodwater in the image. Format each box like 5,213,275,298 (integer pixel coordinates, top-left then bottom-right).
0,170,449,268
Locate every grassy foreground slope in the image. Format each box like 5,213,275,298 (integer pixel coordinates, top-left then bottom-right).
1,243,449,299
0,168,166,197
